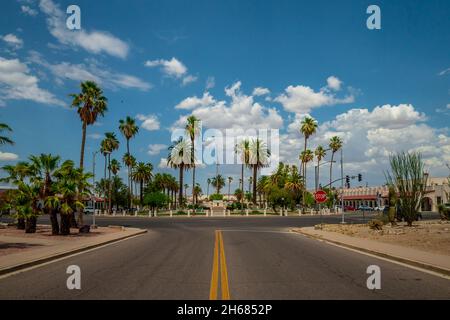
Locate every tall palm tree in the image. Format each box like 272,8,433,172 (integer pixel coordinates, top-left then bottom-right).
227,176,233,200
314,146,326,190
70,81,107,170
29,154,61,234
167,138,193,207
131,162,153,205
235,139,250,202
185,115,200,204
109,159,121,176
104,132,119,213
248,139,271,204
0,123,14,145
211,175,226,194
206,178,211,198
329,136,343,187
184,184,189,200
193,183,202,204
300,116,318,177
300,149,314,207
248,176,253,198
119,116,139,208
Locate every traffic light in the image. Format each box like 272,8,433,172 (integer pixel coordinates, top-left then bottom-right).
358,173,362,182
345,175,350,188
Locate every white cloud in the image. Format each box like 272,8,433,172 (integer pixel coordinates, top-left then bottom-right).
145,57,196,86
87,133,102,140
1,34,23,49
136,114,160,131
326,76,342,91
182,74,198,86
21,5,38,16
252,87,270,96
28,51,151,91
206,76,215,90
158,158,169,169
148,144,167,156
0,152,19,161
438,68,450,76
280,104,450,186
175,92,217,110
173,81,283,132
275,77,354,114
0,56,64,106
39,0,129,59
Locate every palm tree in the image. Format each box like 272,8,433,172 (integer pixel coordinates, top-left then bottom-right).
119,116,139,208
131,162,153,205
28,154,61,234
300,116,318,177
104,132,120,213
235,139,250,203
206,178,211,198
248,139,271,204
184,184,189,200
329,136,343,187
167,138,193,207
109,159,121,176
0,123,14,145
300,149,314,207
185,115,200,204
211,175,226,194
193,183,202,204
248,176,253,196
70,81,107,170
227,177,233,200
314,146,327,190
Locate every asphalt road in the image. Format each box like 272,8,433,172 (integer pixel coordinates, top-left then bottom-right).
0,213,449,300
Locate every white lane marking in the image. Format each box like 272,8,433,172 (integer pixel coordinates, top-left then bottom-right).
0,233,147,280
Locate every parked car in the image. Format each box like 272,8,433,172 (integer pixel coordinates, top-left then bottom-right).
357,205,374,211
84,206,95,215
344,205,356,211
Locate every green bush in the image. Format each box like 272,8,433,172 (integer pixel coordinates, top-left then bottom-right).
209,194,223,201
176,210,187,215
250,210,262,215
438,204,450,220
368,219,384,230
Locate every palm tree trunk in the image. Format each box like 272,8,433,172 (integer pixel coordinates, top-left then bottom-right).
126,139,132,209
108,154,112,214
192,141,195,205
140,180,144,205
103,155,107,213
330,152,335,187
241,164,244,204
80,121,87,169
252,166,257,204
179,166,184,208
317,160,320,190
228,182,231,200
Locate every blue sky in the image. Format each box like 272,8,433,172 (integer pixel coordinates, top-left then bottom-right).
1,0,449,192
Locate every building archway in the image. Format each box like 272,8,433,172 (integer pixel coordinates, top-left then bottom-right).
421,197,432,212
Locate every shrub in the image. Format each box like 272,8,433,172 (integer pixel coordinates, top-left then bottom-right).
250,210,262,215
438,204,449,220
176,210,187,215
368,219,384,230
209,194,223,201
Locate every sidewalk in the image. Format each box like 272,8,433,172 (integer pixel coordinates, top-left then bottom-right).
293,227,450,277
0,226,147,276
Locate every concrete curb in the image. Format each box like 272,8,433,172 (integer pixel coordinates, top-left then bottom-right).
0,228,147,276
292,228,450,277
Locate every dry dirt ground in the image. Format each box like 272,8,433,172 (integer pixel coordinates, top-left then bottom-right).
0,225,120,257
317,220,450,256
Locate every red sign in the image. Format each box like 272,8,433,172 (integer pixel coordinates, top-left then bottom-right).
314,190,327,203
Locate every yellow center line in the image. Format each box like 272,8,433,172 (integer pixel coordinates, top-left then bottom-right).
209,230,219,300
219,231,230,300
209,230,231,300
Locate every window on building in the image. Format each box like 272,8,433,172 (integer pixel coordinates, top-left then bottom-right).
437,197,442,205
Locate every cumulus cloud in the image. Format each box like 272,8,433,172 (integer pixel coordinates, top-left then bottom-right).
39,0,129,59
275,77,354,114
326,76,342,91
158,158,169,169
144,57,196,85
0,56,64,106
280,104,450,186
1,34,23,49
148,144,167,156
205,76,215,90
28,51,151,91
136,114,160,131
252,87,270,96
0,152,19,161
173,81,283,132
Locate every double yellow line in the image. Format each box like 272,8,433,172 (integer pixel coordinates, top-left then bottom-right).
209,230,230,300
